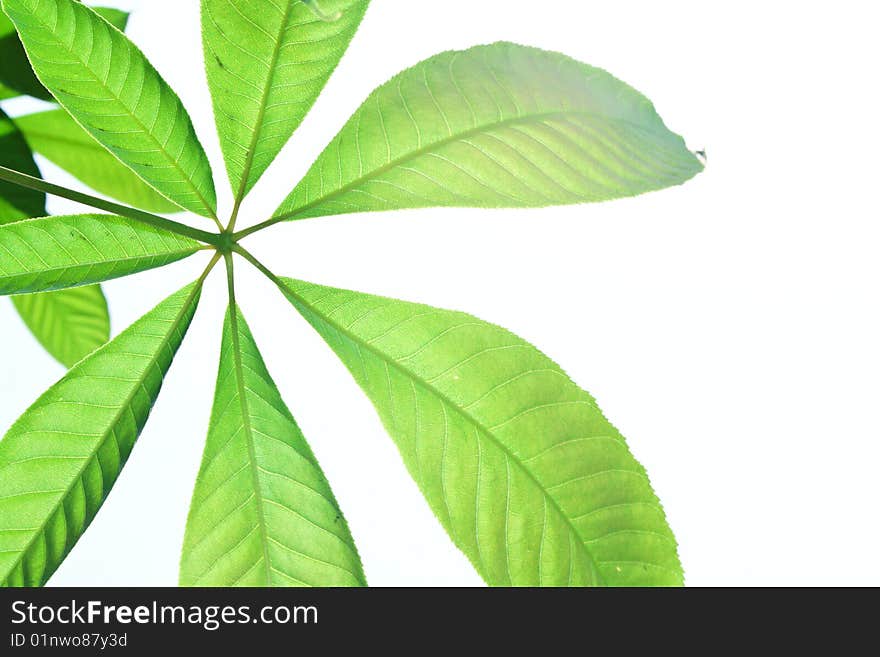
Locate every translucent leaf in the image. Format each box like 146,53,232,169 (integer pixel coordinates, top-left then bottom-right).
2,0,217,217
0,281,203,586
202,0,369,199
276,42,702,221
181,305,365,587
0,213,202,295
12,285,109,367
279,278,682,586
15,110,182,214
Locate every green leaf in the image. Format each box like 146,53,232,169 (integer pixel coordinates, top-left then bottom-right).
15,110,182,214
278,278,682,586
2,0,217,218
0,281,203,587
275,42,702,221
181,304,365,587
0,107,44,223
202,0,369,200
12,285,109,367
0,213,202,295
0,6,128,101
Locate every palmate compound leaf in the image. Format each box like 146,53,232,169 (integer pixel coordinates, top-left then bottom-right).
2,0,217,218
0,281,203,586
274,42,703,221
15,110,182,214
1,107,110,367
202,0,370,200
0,214,202,295
180,304,365,587
12,285,109,367
277,278,682,586
0,5,129,101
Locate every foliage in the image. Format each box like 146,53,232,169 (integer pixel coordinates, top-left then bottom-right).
0,0,702,587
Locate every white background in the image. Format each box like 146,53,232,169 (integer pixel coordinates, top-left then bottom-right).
2,0,879,586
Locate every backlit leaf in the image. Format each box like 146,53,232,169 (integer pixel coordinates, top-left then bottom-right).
0,213,202,295
276,42,702,221
2,0,217,217
12,284,109,367
202,0,369,199
0,281,203,586
181,304,365,587
279,278,682,586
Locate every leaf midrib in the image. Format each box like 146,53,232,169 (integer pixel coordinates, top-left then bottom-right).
226,306,274,585
274,109,682,223
0,235,199,290
227,0,297,203
21,5,215,218
0,282,201,586
280,280,607,586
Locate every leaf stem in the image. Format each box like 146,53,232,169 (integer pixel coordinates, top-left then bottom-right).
224,251,237,307
0,165,222,246
226,198,243,234
232,214,285,241
208,214,226,233
223,247,276,580
232,244,281,288
200,250,224,287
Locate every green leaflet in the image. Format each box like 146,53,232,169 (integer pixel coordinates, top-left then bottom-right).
0,281,202,587
181,304,365,587
14,110,182,214
12,285,109,367
2,0,217,218
0,107,44,223
202,0,369,200
278,278,682,586
0,6,129,101
0,214,202,295
274,42,702,221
